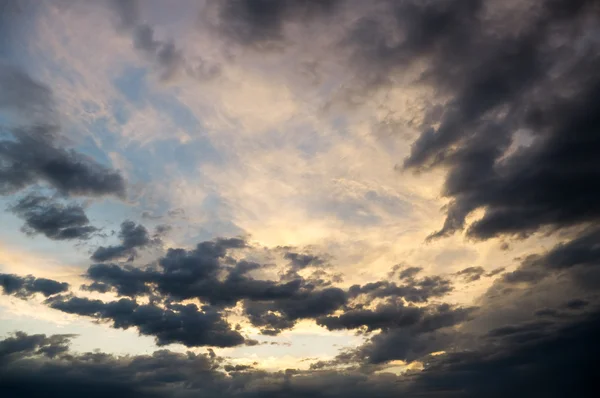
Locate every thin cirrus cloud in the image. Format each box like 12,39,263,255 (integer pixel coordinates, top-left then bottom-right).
0,0,599,397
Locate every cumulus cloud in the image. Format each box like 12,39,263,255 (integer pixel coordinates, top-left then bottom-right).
91,221,156,262
45,295,244,348
10,194,98,240
0,273,69,298
0,65,125,198
2,1,600,396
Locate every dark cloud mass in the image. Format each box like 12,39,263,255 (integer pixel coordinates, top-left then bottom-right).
91,221,155,262
2,312,597,397
0,64,125,198
85,237,349,334
10,194,98,240
0,273,69,298
216,0,339,49
46,295,244,348
385,0,600,243
2,0,600,397
348,274,453,303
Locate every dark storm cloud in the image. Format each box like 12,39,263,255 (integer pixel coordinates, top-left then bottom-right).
85,263,152,296
86,237,313,305
46,295,244,348
317,300,476,364
0,127,126,198
348,274,453,303
10,194,98,240
0,66,126,198
371,0,600,242
565,299,589,310
243,287,347,335
317,301,475,334
85,237,348,334
409,309,600,397
0,331,421,398
216,0,339,49
1,314,599,398
0,331,223,398
223,364,253,372
0,331,73,362
499,226,600,287
91,221,155,262
0,273,69,298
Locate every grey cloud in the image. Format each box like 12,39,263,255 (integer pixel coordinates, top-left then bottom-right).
86,237,308,304
109,0,219,82
284,251,325,270
0,331,221,398
398,266,423,280
410,309,600,397
0,128,126,198
484,267,505,277
10,194,97,240
318,301,474,333
86,237,348,335
0,331,416,398
319,300,476,363
84,237,352,334
454,266,485,282
243,287,347,335
0,331,73,362
0,273,69,298
46,295,244,348
1,317,598,398
500,226,600,287
348,275,453,303
382,0,600,243
0,63,54,122
91,221,155,262
215,0,340,50
565,299,589,310
0,66,125,198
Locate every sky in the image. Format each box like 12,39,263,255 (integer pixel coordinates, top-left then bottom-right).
0,0,599,397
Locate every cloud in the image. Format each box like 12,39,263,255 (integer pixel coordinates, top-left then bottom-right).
85,237,349,334
0,65,126,198
284,250,326,270
348,275,453,303
0,331,420,398
317,301,474,334
83,237,460,336
0,273,69,298
87,238,301,305
498,226,600,288
45,295,244,348
91,221,156,262
0,62,54,122
214,0,340,49
411,309,600,397
108,0,219,82
243,287,347,335
454,266,485,282
9,194,98,240
3,304,596,398
2,2,600,396
379,0,600,242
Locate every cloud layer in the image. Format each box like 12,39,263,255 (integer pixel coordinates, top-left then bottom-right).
1,0,600,397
